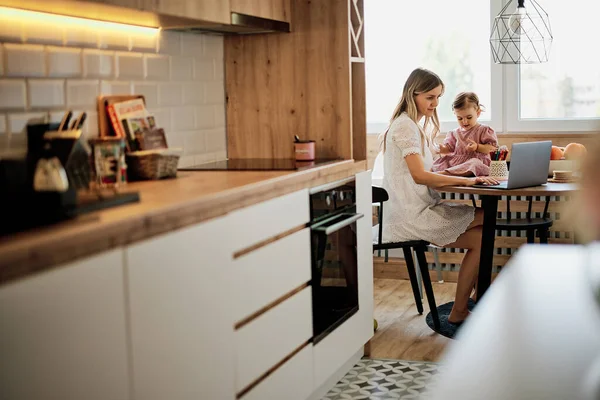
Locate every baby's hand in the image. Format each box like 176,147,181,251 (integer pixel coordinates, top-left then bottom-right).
466,139,478,152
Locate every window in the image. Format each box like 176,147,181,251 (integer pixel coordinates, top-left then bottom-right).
365,0,600,134
364,0,498,134
507,0,600,131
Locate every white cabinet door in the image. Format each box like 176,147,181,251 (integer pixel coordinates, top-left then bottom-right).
313,170,374,389
126,216,235,400
0,249,130,400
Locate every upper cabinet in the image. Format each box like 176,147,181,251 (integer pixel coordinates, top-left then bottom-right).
0,0,291,33
225,0,366,162
230,0,291,24
139,0,231,25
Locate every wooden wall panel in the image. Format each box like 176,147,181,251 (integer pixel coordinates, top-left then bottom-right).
351,63,367,161
225,0,352,160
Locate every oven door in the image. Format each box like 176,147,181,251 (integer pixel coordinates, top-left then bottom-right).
310,210,363,344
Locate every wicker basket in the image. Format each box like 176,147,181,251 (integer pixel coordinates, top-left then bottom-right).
126,149,181,180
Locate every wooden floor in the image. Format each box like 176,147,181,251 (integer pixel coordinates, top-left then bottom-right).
368,278,457,362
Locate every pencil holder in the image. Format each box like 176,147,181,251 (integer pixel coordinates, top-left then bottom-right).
489,160,508,178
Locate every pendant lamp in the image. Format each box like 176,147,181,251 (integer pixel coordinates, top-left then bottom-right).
490,0,553,64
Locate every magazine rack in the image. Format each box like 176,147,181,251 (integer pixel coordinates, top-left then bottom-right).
96,94,180,180
97,94,146,139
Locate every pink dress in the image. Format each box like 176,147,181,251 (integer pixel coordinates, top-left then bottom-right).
432,124,498,177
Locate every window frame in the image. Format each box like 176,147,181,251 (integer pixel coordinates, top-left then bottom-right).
366,0,600,135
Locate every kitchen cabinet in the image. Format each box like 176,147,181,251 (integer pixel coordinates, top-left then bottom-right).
139,0,231,24
230,0,291,23
126,215,236,400
225,0,365,161
0,249,130,400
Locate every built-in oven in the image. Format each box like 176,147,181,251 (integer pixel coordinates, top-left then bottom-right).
309,177,363,344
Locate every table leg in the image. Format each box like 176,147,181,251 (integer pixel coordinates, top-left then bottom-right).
476,195,499,302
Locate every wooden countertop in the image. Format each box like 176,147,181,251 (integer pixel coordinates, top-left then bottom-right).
0,160,366,285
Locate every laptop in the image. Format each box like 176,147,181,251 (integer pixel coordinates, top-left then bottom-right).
473,141,552,190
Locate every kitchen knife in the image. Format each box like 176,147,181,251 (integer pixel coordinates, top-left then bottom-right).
58,110,73,131
69,112,87,130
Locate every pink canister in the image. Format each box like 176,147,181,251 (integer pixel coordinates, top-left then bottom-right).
294,136,315,161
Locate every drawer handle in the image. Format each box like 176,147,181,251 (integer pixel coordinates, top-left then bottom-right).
312,213,363,235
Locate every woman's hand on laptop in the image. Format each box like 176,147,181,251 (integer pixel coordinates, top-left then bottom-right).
467,176,499,186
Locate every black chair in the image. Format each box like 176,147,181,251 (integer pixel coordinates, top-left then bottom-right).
372,186,441,331
470,195,553,243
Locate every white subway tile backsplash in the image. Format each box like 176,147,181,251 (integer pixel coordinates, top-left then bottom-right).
158,31,181,56
83,49,114,78
183,82,205,105
65,27,98,48
0,19,23,43
183,130,206,154
117,52,144,78
47,47,82,78
172,106,195,131
145,54,170,80
205,81,225,104
147,108,172,132
1,30,225,160
67,80,99,108
22,21,64,45
158,83,182,106
170,56,193,81
8,112,47,134
48,111,68,124
4,44,45,77
100,81,132,95
194,60,214,81
82,111,98,139
29,80,65,108
132,82,159,108
130,33,158,53
205,128,226,152
179,155,195,168
203,35,223,59
214,60,224,80
99,31,130,51
195,105,214,129
214,104,226,127
0,80,26,109
181,34,204,57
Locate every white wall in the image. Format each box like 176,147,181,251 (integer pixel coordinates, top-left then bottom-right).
0,11,227,166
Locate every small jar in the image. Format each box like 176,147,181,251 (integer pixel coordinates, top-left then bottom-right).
294,140,315,161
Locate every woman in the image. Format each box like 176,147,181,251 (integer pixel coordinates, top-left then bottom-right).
380,68,498,324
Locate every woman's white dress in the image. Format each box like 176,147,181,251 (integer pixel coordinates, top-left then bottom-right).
382,113,475,246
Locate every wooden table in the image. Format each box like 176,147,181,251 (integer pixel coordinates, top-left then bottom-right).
438,182,579,300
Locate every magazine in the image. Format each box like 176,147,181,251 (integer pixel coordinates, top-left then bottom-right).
112,98,155,151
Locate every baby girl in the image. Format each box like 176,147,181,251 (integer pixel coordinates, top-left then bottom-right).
432,92,498,176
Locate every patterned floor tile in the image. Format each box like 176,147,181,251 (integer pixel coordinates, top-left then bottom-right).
322,358,442,400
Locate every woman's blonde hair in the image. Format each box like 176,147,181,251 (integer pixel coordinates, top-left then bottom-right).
452,91,485,112
379,68,444,153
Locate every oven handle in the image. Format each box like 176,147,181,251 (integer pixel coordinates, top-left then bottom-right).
312,213,364,235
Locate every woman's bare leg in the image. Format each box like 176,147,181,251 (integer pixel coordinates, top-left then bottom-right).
445,209,484,323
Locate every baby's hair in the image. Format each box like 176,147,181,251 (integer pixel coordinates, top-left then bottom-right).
452,92,485,112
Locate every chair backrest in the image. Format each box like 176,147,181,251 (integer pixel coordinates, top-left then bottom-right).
372,186,389,203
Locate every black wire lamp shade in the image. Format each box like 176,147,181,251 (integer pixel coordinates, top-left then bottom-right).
490,0,553,64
